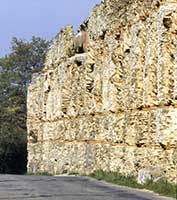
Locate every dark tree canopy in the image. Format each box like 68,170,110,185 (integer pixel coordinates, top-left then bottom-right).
0,36,50,174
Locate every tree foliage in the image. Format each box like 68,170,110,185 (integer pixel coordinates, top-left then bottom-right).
0,37,50,174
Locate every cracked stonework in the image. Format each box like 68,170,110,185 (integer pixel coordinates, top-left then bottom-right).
27,0,177,184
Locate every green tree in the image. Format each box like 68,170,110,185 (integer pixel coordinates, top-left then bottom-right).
0,37,49,174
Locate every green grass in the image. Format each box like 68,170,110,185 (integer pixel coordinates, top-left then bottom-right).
26,171,52,176
89,170,177,199
68,172,79,176
145,179,177,198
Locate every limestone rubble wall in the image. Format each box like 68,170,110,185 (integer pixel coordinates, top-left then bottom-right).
27,0,177,183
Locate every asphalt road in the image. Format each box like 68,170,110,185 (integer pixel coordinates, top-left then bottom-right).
0,175,174,200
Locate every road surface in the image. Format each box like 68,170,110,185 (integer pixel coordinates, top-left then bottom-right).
0,175,174,200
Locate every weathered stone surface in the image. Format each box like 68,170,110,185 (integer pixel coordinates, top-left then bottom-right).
27,0,177,183
137,167,164,184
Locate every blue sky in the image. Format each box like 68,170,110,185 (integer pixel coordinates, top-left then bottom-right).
0,0,100,57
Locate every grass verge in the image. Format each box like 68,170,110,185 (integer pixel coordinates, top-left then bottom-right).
26,171,52,176
89,170,177,199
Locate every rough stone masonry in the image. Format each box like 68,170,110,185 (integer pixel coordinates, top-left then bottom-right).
27,0,177,183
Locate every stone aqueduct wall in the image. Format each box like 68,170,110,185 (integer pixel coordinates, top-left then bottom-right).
27,0,177,183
